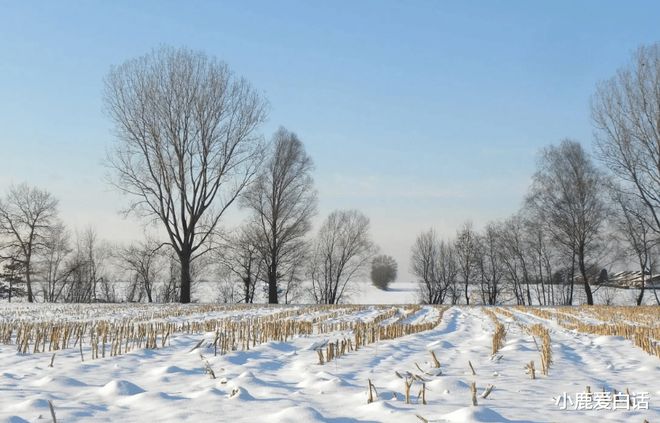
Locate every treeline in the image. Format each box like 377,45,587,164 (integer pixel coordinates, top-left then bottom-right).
1,44,659,305
413,45,660,306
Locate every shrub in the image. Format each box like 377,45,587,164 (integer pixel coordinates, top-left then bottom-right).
370,255,397,290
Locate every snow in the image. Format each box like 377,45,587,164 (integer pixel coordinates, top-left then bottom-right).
0,302,657,423
350,281,420,304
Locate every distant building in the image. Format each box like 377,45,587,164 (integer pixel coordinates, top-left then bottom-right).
602,271,660,289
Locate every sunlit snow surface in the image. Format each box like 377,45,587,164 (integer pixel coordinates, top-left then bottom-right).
0,287,658,422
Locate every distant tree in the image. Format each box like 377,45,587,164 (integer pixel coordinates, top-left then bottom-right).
498,214,538,305
455,221,478,305
523,213,557,306
216,224,264,304
159,251,181,303
526,140,607,305
610,188,658,305
411,229,457,304
241,128,317,303
475,223,504,305
0,184,59,302
592,43,660,236
0,259,26,302
371,254,397,290
104,46,267,303
309,210,376,304
115,237,164,303
62,227,111,302
40,222,73,302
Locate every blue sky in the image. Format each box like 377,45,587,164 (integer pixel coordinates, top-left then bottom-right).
1,1,659,280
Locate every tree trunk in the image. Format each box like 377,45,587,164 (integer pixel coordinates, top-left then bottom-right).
268,270,278,304
179,251,192,303
578,248,593,305
636,270,645,306
25,263,34,303
567,251,576,305
464,278,470,305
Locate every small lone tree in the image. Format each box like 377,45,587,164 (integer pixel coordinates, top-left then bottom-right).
370,255,397,290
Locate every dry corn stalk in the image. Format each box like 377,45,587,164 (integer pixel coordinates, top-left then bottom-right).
528,324,552,376
367,379,378,404
481,384,494,398
525,360,535,379
430,350,441,368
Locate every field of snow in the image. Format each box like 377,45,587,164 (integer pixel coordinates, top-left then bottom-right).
0,302,658,423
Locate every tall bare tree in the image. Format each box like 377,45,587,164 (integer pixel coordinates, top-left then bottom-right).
309,210,375,304
241,128,317,303
0,184,58,302
104,46,267,303
592,43,660,236
526,140,607,305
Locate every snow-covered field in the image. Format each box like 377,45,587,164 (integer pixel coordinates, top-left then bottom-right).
0,301,658,423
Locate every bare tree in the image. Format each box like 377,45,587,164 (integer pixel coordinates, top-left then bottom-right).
216,224,263,304
411,229,457,304
526,140,607,305
279,256,306,304
592,43,660,236
524,215,555,305
309,210,375,304
455,221,478,304
62,227,111,302
371,255,397,290
0,184,59,302
241,127,317,303
610,189,658,305
159,251,181,303
475,223,504,305
104,46,267,303
115,237,164,303
40,222,73,302
498,215,533,305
